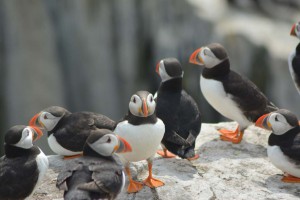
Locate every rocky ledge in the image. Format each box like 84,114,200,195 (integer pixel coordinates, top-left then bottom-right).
29,122,300,200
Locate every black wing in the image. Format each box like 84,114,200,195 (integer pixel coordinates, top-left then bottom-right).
221,71,278,122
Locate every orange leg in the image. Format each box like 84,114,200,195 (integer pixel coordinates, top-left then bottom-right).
63,153,83,160
218,126,243,144
143,161,164,188
125,166,143,193
281,174,300,183
187,154,200,161
157,148,176,158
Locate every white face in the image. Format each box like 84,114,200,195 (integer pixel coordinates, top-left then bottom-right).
129,93,155,117
13,127,33,149
268,113,294,135
199,47,223,69
89,134,119,156
39,112,62,131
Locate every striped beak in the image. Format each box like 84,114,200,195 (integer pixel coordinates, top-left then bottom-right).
189,48,204,66
156,62,160,75
29,112,41,127
290,23,296,36
142,98,149,117
29,126,43,142
114,135,132,153
255,113,272,130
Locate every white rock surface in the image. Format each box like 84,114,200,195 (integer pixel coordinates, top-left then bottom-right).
29,122,300,200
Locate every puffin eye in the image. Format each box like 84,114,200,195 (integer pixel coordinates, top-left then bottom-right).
275,116,279,121
133,97,136,103
44,114,48,120
107,137,111,143
203,49,207,56
150,96,153,102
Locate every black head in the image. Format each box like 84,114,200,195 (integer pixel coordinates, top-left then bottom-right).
156,58,183,82
84,129,131,157
29,106,70,132
4,125,42,149
5,125,27,145
43,106,70,117
129,91,155,117
256,109,299,136
189,43,228,68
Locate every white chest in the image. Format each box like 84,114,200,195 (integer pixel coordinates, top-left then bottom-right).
48,134,82,156
200,75,250,128
267,145,300,177
29,149,49,197
114,119,165,162
288,50,300,93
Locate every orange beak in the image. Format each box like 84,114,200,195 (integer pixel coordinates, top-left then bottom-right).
30,126,43,142
255,113,272,130
290,23,296,36
115,135,132,153
142,98,149,117
156,62,160,75
189,48,204,65
29,113,41,127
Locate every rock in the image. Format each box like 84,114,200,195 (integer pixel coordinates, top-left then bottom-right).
28,122,300,200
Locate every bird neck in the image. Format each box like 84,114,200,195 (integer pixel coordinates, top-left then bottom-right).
4,145,39,158
159,77,182,92
48,115,67,136
125,111,158,125
296,43,300,55
202,59,230,79
268,126,300,147
83,144,113,161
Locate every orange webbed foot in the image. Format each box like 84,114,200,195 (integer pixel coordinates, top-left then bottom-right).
156,149,176,158
127,179,144,193
218,127,243,144
63,154,83,160
143,176,164,188
281,174,300,183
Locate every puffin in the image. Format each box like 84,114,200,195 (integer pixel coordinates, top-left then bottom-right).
189,43,278,144
256,109,300,183
56,129,132,200
29,106,117,158
155,57,201,160
114,91,165,193
0,125,48,199
288,21,300,94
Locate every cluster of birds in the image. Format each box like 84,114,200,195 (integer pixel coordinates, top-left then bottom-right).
0,22,299,200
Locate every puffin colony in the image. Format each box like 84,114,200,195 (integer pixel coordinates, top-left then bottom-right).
1,21,300,200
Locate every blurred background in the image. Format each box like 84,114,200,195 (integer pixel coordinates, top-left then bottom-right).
0,0,299,155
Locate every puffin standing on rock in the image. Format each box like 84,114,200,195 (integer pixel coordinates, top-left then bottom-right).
155,58,201,160
0,125,48,200
288,21,300,94
256,109,300,183
29,106,117,158
56,129,132,200
189,43,278,144
114,91,165,193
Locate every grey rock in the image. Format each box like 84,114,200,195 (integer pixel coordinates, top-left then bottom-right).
28,123,300,200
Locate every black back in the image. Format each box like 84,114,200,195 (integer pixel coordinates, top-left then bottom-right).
291,43,300,89
57,155,124,200
0,146,41,199
50,112,117,152
269,126,300,162
202,60,278,122
156,77,201,158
